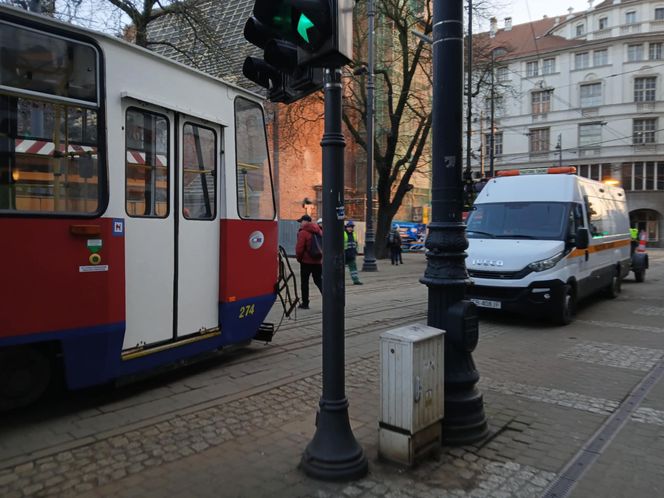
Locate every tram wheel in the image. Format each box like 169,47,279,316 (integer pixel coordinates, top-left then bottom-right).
0,346,51,411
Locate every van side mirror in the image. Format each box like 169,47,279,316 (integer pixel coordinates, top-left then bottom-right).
575,228,589,249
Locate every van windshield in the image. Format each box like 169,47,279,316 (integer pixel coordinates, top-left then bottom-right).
466,202,569,240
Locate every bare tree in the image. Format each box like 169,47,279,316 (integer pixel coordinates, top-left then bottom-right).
340,0,433,259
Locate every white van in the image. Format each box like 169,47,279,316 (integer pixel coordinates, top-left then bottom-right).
465,168,631,325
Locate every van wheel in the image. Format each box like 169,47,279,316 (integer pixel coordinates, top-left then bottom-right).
0,346,51,412
634,269,646,283
605,272,622,298
552,285,575,326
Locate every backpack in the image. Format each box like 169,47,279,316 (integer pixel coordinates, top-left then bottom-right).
308,231,323,259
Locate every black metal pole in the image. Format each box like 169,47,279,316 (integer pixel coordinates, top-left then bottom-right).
362,0,378,271
558,134,562,167
489,50,495,178
465,0,473,175
301,68,368,481
422,0,488,446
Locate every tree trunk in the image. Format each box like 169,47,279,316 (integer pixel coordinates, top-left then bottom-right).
375,205,399,259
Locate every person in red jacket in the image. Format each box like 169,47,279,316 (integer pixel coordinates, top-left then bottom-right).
295,214,323,310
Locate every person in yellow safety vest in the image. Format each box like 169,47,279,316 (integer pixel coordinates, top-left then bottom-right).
630,227,639,254
343,221,363,285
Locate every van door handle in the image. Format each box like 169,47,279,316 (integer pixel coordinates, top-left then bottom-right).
585,250,589,262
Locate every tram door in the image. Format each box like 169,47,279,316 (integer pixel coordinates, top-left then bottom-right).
123,107,222,350
176,118,222,336
123,105,176,349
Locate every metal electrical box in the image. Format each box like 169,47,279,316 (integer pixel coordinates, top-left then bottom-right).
379,324,444,466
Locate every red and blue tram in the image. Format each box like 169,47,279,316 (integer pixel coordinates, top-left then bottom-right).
0,6,278,410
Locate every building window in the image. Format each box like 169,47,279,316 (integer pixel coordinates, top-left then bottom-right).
496,66,509,82
650,42,663,60
580,82,602,107
531,90,552,114
484,132,503,158
623,162,663,191
526,61,538,77
579,123,602,148
578,164,609,182
634,77,656,102
626,11,637,24
576,23,585,36
575,52,590,69
633,118,657,144
542,58,556,74
599,17,609,30
627,44,644,62
593,49,608,66
529,128,550,153
656,8,664,20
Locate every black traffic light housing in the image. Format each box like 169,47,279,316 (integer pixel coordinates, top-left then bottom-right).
242,0,353,104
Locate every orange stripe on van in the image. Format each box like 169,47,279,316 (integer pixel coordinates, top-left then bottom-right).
568,238,631,258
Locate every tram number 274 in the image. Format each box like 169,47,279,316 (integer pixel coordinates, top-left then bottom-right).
239,304,256,319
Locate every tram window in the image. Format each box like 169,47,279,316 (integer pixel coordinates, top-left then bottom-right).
234,98,275,220
0,95,100,213
182,123,216,220
125,108,169,218
0,21,98,104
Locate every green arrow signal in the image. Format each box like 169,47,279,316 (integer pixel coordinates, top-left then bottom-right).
297,13,315,43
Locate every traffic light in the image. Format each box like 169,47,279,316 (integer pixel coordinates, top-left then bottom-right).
242,1,353,103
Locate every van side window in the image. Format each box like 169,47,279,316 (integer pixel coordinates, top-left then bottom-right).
568,203,584,237
584,196,605,237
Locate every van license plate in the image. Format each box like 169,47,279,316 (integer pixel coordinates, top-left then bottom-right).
471,298,502,309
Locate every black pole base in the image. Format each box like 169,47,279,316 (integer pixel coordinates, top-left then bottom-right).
361,258,378,272
362,238,378,272
301,398,369,481
441,387,489,446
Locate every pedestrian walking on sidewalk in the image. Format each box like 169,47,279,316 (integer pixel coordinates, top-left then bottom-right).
343,220,363,285
295,214,323,309
388,225,402,265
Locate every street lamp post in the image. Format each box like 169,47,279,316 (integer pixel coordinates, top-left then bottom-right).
362,0,378,272
421,0,489,446
466,0,473,175
489,48,495,178
301,68,368,481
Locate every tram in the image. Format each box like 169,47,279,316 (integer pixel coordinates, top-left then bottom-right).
0,6,279,410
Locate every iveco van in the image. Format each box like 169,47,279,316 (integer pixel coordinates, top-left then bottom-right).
465,168,631,325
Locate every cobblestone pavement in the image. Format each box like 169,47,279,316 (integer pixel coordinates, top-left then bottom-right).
1,250,663,498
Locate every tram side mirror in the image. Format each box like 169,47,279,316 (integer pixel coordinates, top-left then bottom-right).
575,228,589,249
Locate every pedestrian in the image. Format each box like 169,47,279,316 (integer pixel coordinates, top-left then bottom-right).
343,220,363,285
630,226,639,254
388,225,402,265
295,214,323,310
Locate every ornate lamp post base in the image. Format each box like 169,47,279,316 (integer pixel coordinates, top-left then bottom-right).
442,387,489,445
301,398,368,481
362,230,378,272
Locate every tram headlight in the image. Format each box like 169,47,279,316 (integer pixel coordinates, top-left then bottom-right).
528,251,564,272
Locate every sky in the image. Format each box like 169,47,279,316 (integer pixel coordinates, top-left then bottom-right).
504,0,595,26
